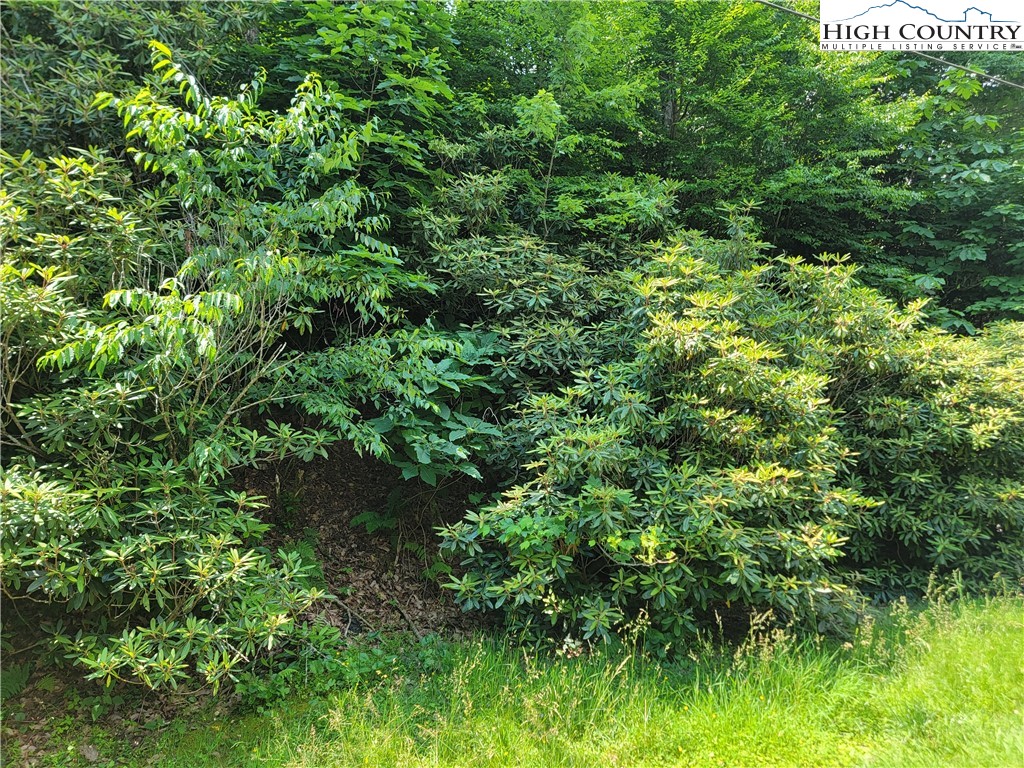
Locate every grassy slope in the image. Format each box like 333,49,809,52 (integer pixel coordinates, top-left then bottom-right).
16,598,1024,768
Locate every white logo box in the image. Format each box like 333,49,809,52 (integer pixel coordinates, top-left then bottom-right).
819,0,1023,50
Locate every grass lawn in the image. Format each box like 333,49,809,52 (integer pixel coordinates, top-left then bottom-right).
6,597,1023,768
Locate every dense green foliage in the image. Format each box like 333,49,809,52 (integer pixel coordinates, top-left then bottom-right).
1,1,448,689
1,0,1022,693
439,221,1024,644
884,61,1024,327
0,1,268,153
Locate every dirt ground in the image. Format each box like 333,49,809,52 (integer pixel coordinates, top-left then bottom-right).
239,443,490,639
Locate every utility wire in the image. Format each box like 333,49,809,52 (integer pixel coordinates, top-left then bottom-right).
754,0,819,23
752,0,1024,90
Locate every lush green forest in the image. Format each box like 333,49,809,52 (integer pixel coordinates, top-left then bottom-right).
1,1,1022,757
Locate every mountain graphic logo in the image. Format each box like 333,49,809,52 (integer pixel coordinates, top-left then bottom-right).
826,1,1018,24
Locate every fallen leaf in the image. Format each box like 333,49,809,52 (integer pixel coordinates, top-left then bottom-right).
79,743,100,763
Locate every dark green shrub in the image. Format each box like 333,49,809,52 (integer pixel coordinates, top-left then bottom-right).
292,326,503,486
0,149,336,690
0,28,447,690
439,219,1024,648
838,322,1024,597
0,465,325,691
0,0,268,153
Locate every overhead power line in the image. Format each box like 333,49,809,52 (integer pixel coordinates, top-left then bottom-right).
752,0,1024,91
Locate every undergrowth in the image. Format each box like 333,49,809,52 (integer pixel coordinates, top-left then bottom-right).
4,595,1021,767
